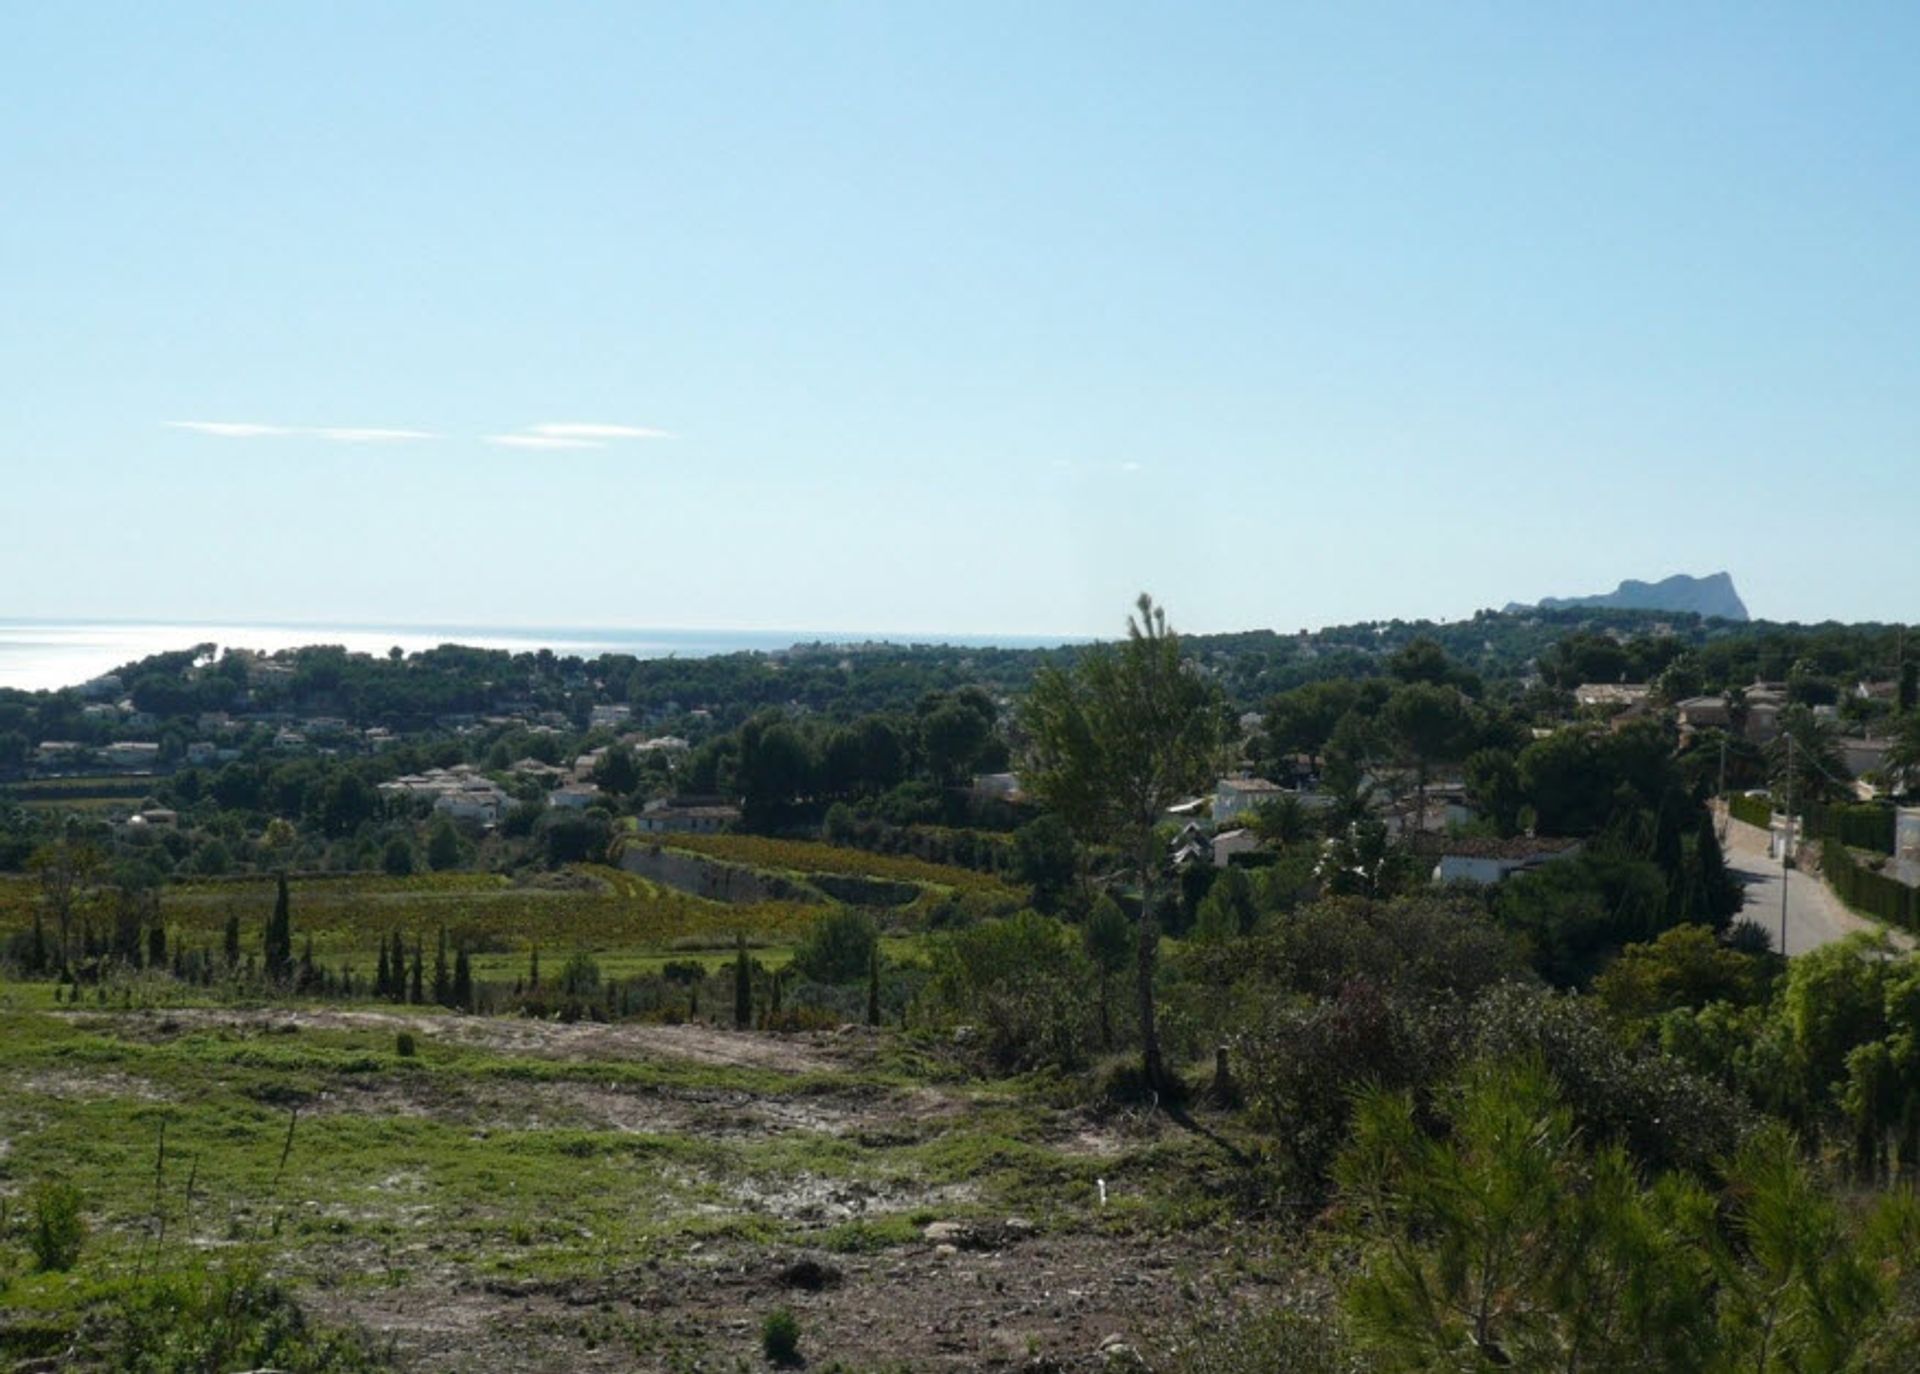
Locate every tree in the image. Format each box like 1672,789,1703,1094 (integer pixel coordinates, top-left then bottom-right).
432,927,451,1007
866,944,882,1027
264,873,293,984
426,818,464,872
1012,814,1078,913
410,936,424,1004
1083,896,1131,1049
30,839,101,967
381,836,416,876
734,932,751,1029
1769,706,1852,808
223,912,241,970
1462,748,1523,837
1379,683,1473,836
592,745,640,798
376,939,392,999
452,946,473,1012
1021,594,1225,1092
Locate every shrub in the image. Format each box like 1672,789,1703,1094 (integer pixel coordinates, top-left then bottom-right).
789,909,878,985
28,1179,86,1272
100,1262,383,1372
761,1307,801,1365
394,1031,417,1058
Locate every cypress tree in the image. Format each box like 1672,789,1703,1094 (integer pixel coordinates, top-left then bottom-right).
223,912,241,970
391,932,408,1003
299,934,316,990
410,936,424,1005
733,932,751,1029
432,927,451,1007
147,922,166,970
265,873,293,983
452,946,473,1012
376,941,391,999
866,944,881,1028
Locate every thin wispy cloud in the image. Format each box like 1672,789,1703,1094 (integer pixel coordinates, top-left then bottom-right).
484,434,604,450
166,421,439,444
311,427,439,443
166,418,667,449
527,422,673,440
165,421,294,438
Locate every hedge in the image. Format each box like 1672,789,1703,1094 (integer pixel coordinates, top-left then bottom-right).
1811,802,1896,856
1727,794,1772,830
1824,841,1918,932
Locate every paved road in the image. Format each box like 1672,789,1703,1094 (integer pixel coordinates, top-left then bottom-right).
1719,809,1912,956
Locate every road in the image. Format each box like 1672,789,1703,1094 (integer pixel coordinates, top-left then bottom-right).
1719,809,1913,957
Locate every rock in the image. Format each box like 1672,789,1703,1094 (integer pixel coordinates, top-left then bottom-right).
924,1220,969,1244
934,1243,959,1258
1101,1341,1145,1369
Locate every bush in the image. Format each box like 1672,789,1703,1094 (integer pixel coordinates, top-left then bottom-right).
394,1032,417,1058
28,1179,87,1272
789,909,878,985
98,1262,383,1372
761,1307,801,1365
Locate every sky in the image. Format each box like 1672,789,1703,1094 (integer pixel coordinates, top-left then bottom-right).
3,3,1916,639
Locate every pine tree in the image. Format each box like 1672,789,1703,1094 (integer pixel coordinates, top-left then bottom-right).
410,936,424,1005
733,932,751,1029
452,946,473,1012
432,927,451,1008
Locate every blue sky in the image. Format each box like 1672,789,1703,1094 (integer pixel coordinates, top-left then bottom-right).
3,3,1916,638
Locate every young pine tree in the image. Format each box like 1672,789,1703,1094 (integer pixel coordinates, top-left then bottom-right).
734,932,751,1029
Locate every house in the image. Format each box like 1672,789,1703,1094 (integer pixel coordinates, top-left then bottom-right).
1677,696,1732,731
431,782,515,826
1169,822,1212,868
511,757,569,782
589,704,632,730
128,808,178,828
970,772,1023,803
1214,777,1286,826
1842,738,1893,780
1428,836,1582,886
1210,829,1260,868
186,741,219,765
33,741,83,768
1574,683,1651,711
548,784,601,811
101,741,161,771
635,796,740,835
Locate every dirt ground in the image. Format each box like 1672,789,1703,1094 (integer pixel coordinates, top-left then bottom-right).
44,1005,1267,1372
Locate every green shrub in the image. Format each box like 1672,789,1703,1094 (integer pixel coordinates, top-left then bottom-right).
28,1179,86,1272
789,909,877,985
761,1307,802,1365
394,1032,417,1058
101,1262,384,1372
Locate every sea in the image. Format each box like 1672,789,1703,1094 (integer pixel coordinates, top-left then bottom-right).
0,620,1080,693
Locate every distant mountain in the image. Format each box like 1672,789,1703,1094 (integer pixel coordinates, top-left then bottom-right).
1505,572,1750,622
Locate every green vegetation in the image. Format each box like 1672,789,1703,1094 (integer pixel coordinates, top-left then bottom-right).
2,599,1918,1367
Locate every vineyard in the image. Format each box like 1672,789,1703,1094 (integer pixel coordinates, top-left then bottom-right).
0,869,824,963
657,833,1021,897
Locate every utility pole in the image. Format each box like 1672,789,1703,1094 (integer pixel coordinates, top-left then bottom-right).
1717,732,1729,842
1780,731,1794,957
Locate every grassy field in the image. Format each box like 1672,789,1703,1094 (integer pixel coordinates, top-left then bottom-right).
0,987,1267,1371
